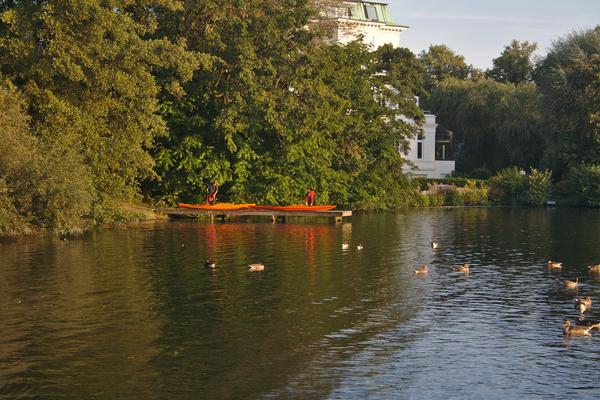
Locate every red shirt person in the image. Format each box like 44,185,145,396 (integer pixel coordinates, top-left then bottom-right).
305,188,316,206
206,182,219,205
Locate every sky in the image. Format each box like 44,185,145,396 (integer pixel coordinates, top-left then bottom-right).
385,0,600,69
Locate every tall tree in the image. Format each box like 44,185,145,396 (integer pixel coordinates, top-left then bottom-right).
429,78,543,173
0,80,92,234
535,26,600,176
486,39,538,84
418,44,470,93
152,0,424,208
0,0,198,220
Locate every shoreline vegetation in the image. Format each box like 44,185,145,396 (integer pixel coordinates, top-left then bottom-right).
1,2,599,238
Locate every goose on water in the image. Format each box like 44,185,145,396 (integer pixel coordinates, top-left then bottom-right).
563,319,592,337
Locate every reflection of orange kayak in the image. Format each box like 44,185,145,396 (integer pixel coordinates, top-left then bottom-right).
249,205,337,211
178,203,255,210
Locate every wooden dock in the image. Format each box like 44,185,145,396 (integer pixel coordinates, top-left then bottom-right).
160,208,352,223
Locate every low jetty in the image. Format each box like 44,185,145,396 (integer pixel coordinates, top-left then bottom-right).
161,207,352,223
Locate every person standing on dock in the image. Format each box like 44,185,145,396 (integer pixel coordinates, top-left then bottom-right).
206,181,219,205
305,188,316,206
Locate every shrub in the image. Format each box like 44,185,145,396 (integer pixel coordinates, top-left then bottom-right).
468,167,493,179
561,164,600,207
489,167,527,204
0,82,93,235
526,168,552,206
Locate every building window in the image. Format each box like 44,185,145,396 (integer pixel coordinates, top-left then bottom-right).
417,142,423,159
347,7,353,18
364,5,379,21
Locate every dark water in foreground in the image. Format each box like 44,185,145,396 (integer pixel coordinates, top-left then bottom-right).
2,209,600,399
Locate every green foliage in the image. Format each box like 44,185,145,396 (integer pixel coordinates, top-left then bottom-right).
535,26,600,177
411,177,487,191
560,164,600,207
526,168,552,206
488,167,551,206
430,78,544,173
0,0,198,221
418,44,471,94
413,177,489,207
486,40,538,84
0,82,93,235
462,185,489,206
489,167,527,204
151,0,424,209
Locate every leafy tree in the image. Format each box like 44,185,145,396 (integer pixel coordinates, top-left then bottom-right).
418,44,471,93
152,0,424,208
559,164,600,207
0,81,93,235
0,0,198,220
526,168,552,206
429,78,544,173
535,26,600,176
486,40,538,84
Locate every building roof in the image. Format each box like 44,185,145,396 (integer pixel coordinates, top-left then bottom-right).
328,1,407,28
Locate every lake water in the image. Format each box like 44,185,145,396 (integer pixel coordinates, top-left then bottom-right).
2,208,600,399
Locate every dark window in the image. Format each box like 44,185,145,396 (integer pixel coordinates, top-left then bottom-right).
347,7,353,18
364,5,379,21
417,142,423,159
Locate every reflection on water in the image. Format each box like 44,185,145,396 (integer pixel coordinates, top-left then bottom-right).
2,209,600,399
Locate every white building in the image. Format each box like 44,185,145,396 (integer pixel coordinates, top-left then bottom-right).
322,1,455,178
322,1,408,49
403,112,455,178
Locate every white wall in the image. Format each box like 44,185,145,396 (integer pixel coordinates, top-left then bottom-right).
334,21,405,49
403,113,455,178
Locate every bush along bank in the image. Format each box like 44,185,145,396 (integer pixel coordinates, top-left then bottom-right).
419,164,600,208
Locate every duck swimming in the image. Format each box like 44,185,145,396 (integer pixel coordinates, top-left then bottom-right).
563,319,592,336
205,260,216,269
413,265,428,275
575,297,592,314
248,263,265,272
547,260,562,269
451,263,470,274
431,242,439,249
342,243,350,250
563,277,579,290
588,264,600,273
356,244,364,250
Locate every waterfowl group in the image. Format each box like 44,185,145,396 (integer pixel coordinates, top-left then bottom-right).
550,260,600,337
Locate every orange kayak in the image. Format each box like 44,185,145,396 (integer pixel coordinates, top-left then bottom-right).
249,205,337,211
178,203,255,210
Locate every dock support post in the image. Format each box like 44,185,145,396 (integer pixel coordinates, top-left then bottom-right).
334,216,342,223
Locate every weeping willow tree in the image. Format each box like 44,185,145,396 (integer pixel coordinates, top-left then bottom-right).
429,78,543,173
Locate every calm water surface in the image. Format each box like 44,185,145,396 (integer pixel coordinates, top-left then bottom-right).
2,209,600,399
